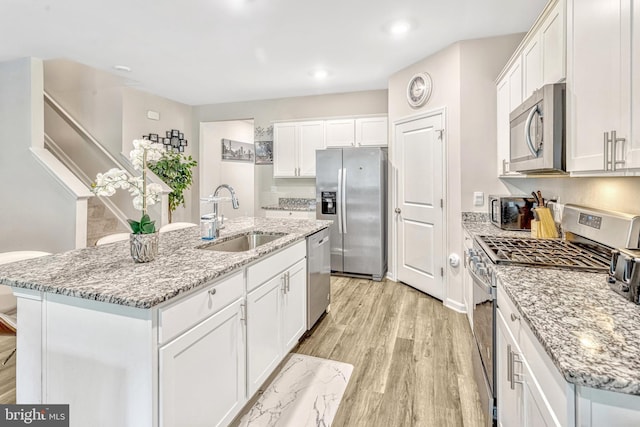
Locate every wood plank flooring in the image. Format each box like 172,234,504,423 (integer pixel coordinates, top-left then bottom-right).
0,336,16,404
295,276,485,427
0,277,486,427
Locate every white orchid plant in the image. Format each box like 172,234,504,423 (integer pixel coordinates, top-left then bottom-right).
92,139,165,234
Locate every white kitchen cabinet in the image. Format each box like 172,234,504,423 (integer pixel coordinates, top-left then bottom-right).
246,243,307,396
356,117,388,147
566,0,631,173
160,298,246,427
273,121,324,178
496,60,523,176
496,0,565,177
325,119,356,147
325,116,388,148
264,209,316,219
247,272,283,396
462,231,474,327
497,309,524,427
497,281,575,427
282,258,307,351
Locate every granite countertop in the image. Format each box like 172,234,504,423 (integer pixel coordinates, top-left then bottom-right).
463,218,640,396
261,197,316,212
0,217,331,310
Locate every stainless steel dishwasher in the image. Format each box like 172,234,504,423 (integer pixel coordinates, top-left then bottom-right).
307,228,330,329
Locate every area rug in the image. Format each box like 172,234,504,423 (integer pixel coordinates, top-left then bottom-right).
238,354,354,427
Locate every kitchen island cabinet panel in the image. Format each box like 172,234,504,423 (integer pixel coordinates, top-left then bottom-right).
159,299,245,427
282,258,307,352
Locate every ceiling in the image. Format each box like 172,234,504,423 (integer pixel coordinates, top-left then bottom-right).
3,0,548,106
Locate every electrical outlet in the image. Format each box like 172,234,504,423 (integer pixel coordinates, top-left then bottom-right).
473,191,484,207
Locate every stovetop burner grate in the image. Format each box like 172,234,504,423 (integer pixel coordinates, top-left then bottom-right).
476,235,611,272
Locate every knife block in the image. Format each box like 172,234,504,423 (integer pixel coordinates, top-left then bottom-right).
531,220,540,238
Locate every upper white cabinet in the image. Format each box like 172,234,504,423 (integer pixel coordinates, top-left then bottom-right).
325,116,388,148
273,121,325,178
567,0,632,173
496,0,565,177
496,60,523,176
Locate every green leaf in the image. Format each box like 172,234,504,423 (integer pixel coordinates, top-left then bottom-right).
127,219,141,234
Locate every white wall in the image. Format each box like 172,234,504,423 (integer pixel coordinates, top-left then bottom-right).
122,88,194,222
0,58,77,253
388,34,523,310
200,121,255,219
192,90,388,219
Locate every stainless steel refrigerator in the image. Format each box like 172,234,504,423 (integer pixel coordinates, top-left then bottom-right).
316,147,387,281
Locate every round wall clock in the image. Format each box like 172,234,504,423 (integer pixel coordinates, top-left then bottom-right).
406,72,432,108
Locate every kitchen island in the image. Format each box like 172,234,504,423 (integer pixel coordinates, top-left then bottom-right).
463,218,640,426
0,217,330,427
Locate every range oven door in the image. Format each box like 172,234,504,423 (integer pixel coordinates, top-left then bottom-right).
470,267,496,426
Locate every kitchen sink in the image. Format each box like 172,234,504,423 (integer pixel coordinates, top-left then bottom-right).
198,232,287,252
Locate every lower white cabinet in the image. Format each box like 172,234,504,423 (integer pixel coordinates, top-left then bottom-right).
497,309,524,427
160,298,246,427
247,273,284,396
247,257,307,396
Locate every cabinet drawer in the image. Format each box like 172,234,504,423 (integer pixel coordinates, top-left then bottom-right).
247,241,306,292
497,279,522,341
159,272,243,344
264,210,316,219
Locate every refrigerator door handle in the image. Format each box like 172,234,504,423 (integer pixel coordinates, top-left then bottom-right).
337,168,343,234
342,167,347,234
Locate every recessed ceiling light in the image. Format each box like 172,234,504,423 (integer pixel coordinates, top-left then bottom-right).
386,20,413,36
312,69,329,80
113,65,132,72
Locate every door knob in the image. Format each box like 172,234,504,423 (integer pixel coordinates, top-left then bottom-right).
395,208,401,214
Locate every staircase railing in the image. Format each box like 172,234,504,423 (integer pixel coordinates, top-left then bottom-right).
43,91,172,227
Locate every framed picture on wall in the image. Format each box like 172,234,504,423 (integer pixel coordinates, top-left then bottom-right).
221,138,255,162
255,141,273,165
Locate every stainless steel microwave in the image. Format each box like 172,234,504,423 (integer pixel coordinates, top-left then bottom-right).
509,83,565,173
489,195,539,230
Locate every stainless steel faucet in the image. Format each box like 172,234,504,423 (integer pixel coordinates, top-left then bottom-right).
212,184,240,228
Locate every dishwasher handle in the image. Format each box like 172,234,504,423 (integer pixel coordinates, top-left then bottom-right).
314,236,329,246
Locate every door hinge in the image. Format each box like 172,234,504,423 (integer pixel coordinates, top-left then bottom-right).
436,129,444,140
440,267,444,277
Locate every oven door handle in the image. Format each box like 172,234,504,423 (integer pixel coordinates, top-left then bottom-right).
469,268,496,299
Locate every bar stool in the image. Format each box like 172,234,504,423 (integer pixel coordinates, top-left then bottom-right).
0,251,51,365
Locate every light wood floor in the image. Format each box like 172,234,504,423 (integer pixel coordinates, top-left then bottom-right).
295,276,485,427
0,277,486,426
0,335,16,404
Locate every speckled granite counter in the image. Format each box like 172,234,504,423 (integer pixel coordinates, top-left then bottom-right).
463,219,640,396
0,217,330,309
261,197,316,212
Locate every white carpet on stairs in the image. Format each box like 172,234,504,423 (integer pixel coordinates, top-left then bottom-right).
238,354,354,427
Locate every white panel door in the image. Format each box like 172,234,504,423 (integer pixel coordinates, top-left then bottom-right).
523,36,542,99
395,113,444,299
356,117,388,147
273,123,297,177
325,119,355,147
281,259,307,352
541,1,565,86
160,299,245,427
246,273,283,396
298,121,325,177
567,0,630,172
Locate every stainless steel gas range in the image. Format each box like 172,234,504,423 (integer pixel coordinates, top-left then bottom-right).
467,204,640,426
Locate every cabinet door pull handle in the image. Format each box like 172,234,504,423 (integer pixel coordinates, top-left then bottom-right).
286,271,290,293
507,344,513,384
613,130,626,171
604,131,611,170
281,274,287,293
240,302,246,323
208,288,217,296
510,313,520,322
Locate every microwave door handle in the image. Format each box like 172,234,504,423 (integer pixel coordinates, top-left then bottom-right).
524,105,540,157
490,199,498,223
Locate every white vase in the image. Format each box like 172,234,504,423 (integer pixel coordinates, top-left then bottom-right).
130,232,159,263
